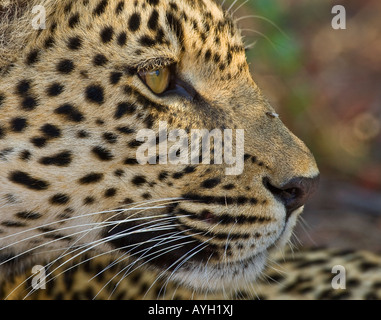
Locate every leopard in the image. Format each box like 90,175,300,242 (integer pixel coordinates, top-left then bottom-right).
0,0,380,300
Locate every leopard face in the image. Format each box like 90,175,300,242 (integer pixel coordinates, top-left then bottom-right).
0,0,319,292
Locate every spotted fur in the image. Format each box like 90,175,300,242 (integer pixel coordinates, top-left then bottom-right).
0,0,343,299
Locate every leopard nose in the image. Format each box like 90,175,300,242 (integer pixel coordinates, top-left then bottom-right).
263,175,320,219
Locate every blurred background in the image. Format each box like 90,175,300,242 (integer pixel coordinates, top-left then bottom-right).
224,0,381,252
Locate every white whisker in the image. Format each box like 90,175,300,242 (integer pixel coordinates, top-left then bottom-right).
235,15,289,39
232,0,249,16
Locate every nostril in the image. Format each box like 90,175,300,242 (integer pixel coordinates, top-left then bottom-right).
263,176,319,219
263,178,301,208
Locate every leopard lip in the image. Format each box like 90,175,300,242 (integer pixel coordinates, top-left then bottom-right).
103,206,291,287
104,221,218,272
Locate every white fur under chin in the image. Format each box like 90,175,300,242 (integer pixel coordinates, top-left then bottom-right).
170,251,268,292
169,206,304,293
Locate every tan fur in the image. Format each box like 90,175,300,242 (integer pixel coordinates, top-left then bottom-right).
0,0,326,299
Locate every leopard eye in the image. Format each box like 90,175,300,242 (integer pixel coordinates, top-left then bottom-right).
139,67,171,95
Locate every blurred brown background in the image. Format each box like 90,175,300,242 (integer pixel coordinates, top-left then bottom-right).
225,0,381,252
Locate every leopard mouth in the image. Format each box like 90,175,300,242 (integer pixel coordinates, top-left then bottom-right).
103,204,301,292
104,217,218,272
169,209,301,292
105,221,268,292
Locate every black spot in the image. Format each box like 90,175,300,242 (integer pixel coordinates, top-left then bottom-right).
104,188,117,198
21,96,38,111
114,169,125,177
169,2,178,11
140,35,156,47
128,140,144,148
64,2,73,14
116,126,135,135
117,32,127,46
16,80,31,96
223,184,235,190
359,262,379,272
55,104,84,122
50,21,57,32
57,59,75,74
9,171,49,190
110,72,123,85
39,151,72,166
132,175,147,186
205,49,212,62
93,119,104,126
182,166,196,174
114,102,136,119
172,172,184,179
0,93,5,108
93,54,108,66
142,193,152,200
93,0,108,16
115,1,124,15
147,0,159,6
25,49,40,65
20,150,32,161
47,83,64,96
346,279,360,288
166,12,183,45
67,36,83,50
201,178,221,189
84,197,95,205
103,132,118,144
182,193,257,206
85,85,105,104
68,13,80,28
10,117,27,132
44,36,56,48
41,124,61,138
148,10,159,30
50,194,70,205
296,259,328,268
100,26,114,43
77,130,90,138
1,221,26,228
128,13,141,32
30,137,47,148
79,173,104,184
124,158,139,165
16,211,42,220
92,146,114,161
0,125,5,139
155,28,165,44
158,171,168,181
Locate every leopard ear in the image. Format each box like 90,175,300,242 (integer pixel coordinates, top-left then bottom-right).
0,0,51,71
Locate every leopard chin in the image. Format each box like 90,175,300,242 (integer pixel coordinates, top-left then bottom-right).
167,208,302,292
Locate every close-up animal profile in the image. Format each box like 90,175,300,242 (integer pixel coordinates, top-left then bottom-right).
0,0,380,300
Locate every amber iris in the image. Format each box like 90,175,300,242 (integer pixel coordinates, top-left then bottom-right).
139,67,171,94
